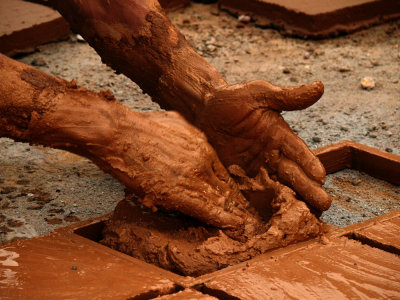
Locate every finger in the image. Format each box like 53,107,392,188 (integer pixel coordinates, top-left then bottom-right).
280,124,326,184
277,157,332,211
245,80,324,111
148,189,246,230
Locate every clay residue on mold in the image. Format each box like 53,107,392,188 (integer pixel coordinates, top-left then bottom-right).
102,167,321,276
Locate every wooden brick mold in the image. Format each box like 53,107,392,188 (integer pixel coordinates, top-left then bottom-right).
1,141,399,299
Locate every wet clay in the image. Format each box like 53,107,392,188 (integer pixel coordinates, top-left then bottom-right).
101,167,321,276
0,0,70,56
53,0,332,212
219,0,400,39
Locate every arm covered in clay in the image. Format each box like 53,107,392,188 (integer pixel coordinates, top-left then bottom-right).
0,54,263,236
52,0,332,211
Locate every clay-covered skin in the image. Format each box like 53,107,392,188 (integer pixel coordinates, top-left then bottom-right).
102,167,321,276
0,54,264,236
52,0,332,212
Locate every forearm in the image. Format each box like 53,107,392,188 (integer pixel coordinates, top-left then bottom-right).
0,54,146,188
52,0,226,122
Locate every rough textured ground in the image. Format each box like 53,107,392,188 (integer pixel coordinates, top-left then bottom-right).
0,3,399,243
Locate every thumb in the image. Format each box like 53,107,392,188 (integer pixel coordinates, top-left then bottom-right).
245,80,324,111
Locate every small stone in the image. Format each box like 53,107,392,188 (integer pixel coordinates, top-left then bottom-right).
314,49,324,56
45,217,63,225
282,67,291,74
207,44,216,52
312,136,321,143
352,179,361,186
238,15,251,24
31,58,47,67
303,51,311,59
71,266,78,270
64,215,80,223
339,66,350,72
361,77,375,90
340,126,349,132
346,197,351,202
385,148,393,153
369,132,377,138
76,34,85,43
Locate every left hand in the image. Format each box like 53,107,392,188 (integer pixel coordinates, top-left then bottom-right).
196,80,332,212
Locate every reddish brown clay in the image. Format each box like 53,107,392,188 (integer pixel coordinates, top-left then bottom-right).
101,170,321,276
53,0,332,212
219,0,400,38
0,0,70,56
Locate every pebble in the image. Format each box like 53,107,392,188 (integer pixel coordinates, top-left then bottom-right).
369,132,377,138
238,15,251,24
312,136,321,143
339,66,350,72
71,266,78,270
282,67,291,74
207,44,216,52
361,77,375,90
340,126,349,132
31,58,47,67
385,148,393,153
76,34,86,43
303,51,311,59
352,179,361,186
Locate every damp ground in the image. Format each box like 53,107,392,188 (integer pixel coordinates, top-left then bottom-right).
0,3,399,243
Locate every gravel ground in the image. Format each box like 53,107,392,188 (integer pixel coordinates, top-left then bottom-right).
1,3,399,243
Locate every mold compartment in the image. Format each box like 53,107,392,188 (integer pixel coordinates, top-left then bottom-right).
314,141,399,227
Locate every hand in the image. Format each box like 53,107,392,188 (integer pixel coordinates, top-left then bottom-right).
112,111,263,236
197,80,332,211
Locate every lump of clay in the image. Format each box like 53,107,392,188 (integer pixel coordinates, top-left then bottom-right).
102,168,321,276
